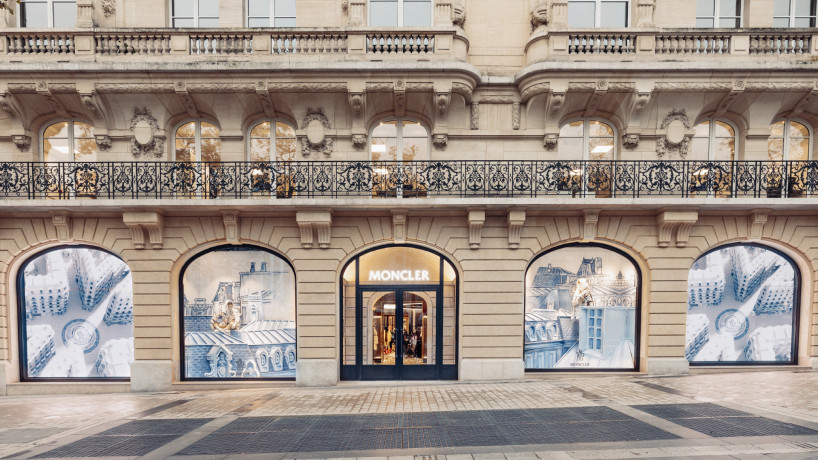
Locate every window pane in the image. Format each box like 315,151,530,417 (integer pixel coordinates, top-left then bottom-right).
173,18,195,27
52,2,77,27
177,122,196,138
690,137,710,161
74,122,95,139
250,138,271,162
402,121,427,138
175,138,195,162
274,17,296,27
560,120,584,138
714,121,734,137
275,138,296,162
173,0,194,17
568,2,596,27
560,137,583,160
694,121,711,137
45,122,70,139
198,0,218,17
713,137,734,161
276,122,296,138
768,138,784,161
371,137,397,161
373,120,398,138
770,121,785,137
794,17,815,26
773,0,790,16
201,138,221,162
370,1,398,26
588,120,613,137
600,2,627,27
44,138,71,162
274,0,296,17
697,0,715,17
248,0,267,17
74,139,98,161
251,121,271,138
794,0,813,15
201,122,220,138
789,138,810,161
589,137,614,161
773,17,791,26
198,17,219,27
250,17,271,26
403,1,431,26
21,2,48,27
718,17,740,27
403,138,427,162
696,17,714,27
790,121,809,138
719,0,738,16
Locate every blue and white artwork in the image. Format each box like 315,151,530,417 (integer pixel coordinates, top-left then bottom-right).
182,248,296,379
525,246,638,369
22,248,134,378
686,245,796,363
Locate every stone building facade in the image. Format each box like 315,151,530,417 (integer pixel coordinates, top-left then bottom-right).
1,0,817,392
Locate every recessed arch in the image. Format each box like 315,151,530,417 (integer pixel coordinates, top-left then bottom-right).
686,242,800,365
178,243,296,380
17,245,134,380
524,242,642,371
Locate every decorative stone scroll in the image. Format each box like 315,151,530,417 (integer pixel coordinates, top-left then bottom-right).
296,210,332,249
507,208,525,249
468,208,485,249
12,135,32,152
655,209,698,248
123,211,164,249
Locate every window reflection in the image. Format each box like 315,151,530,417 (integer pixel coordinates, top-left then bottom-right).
43,121,97,163
369,0,431,26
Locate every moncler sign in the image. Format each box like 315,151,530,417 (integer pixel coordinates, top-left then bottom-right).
368,270,430,282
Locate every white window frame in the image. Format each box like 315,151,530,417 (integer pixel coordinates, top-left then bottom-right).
770,118,813,161
246,0,296,27
40,120,96,162
368,117,431,162
170,0,219,27
696,0,743,28
18,0,77,27
773,0,817,27
246,119,297,162
368,0,434,27
558,118,618,161
567,0,631,28
693,119,738,161
173,120,220,162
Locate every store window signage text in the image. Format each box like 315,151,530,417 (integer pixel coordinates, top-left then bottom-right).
369,270,430,282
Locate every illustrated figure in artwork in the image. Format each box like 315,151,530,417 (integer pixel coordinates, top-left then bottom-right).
210,300,242,331
572,279,594,307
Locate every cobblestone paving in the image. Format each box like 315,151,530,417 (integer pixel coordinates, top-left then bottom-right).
0,371,816,459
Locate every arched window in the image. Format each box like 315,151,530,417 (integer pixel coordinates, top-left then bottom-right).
559,119,616,161
769,120,811,162
567,0,629,27
42,121,97,162
369,0,432,26
180,245,296,379
774,0,816,27
524,244,640,370
247,0,295,26
175,121,221,162
19,247,134,379
696,0,742,27
171,0,218,27
691,120,736,161
687,244,799,364
19,0,76,27
248,120,297,162
370,119,429,162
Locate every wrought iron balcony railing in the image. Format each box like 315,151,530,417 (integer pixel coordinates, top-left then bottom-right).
1,160,817,200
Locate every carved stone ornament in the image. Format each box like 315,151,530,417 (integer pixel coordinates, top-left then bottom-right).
299,109,334,157
433,134,448,150
436,92,450,115
544,133,558,150
95,135,112,151
622,134,639,150
100,0,115,17
348,92,365,116
656,109,692,157
128,107,164,158
452,2,466,27
531,2,550,32
352,134,367,150
12,135,31,152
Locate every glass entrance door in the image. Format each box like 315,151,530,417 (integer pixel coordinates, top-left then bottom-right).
363,288,437,379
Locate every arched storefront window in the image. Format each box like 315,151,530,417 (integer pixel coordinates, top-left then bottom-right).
769,119,811,162
180,245,296,379
340,245,457,380
524,244,640,370
42,121,97,162
19,247,134,379
686,244,798,364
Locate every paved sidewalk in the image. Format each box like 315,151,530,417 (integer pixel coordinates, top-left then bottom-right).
1,371,818,459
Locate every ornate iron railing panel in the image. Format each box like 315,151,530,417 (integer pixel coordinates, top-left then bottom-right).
1,160,817,200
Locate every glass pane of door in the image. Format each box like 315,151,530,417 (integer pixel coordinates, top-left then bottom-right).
402,291,436,365
371,292,397,365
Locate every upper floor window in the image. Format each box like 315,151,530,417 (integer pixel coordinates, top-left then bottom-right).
42,121,96,162
691,120,736,161
175,121,221,162
769,120,811,161
369,0,432,27
171,0,218,27
247,0,295,27
696,0,742,27
567,0,629,27
559,119,616,161
249,120,297,162
774,0,816,27
19,0,76,27
370,119,429,162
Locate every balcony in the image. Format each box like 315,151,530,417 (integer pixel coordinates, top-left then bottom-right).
1,160,816,201
0,27,466,61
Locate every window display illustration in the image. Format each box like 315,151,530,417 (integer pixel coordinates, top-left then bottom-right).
21,248,134,379
686,245,797,364
181,247,296,379
525,245,638,370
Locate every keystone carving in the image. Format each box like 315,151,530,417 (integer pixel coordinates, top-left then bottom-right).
296,211,332,249
392,209,407,244
655,209,698,248
123,212,164,249
583,210,600,241
507,208,525,249
748,210,770,239
51,212,72,242
222,211,240,242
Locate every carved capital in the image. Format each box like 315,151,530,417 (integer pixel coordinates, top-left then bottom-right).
468,209,486,249
51,212,72,242
123,212,164,249
622,133,639,150
433,133,448,150
507,208,525,249
222,211,240,242
392,209,408,244
655,209,698,248
296,211,332,249
12,135,31,152
95,135,112,151
544,133,558,150
352,133,368,150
